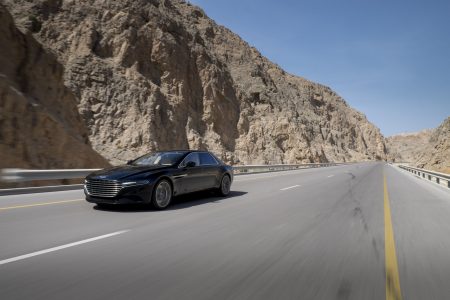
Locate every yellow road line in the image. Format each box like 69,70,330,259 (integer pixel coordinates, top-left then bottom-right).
0,199,83,211
384,174,402,300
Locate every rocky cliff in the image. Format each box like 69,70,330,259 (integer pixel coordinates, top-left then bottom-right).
0,4,109,170
387,117,449,173
386,129,433,163
3,0,387,165
416,117,450,173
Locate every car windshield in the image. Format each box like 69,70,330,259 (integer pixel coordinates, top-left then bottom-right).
131,151,187,166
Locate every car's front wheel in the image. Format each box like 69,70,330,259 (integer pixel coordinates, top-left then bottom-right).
151,179,172,210
217,174,231,196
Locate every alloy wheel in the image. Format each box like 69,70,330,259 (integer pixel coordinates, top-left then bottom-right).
154,180,172,208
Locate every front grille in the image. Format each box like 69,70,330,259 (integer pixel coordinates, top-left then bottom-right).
85,179,122,198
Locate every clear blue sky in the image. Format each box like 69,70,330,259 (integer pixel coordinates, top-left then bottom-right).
189,0,450,136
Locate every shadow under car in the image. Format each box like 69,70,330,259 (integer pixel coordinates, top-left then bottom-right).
92,190,247,213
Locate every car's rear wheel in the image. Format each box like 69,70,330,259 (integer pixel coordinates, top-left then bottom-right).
151,179,172,209
218,174,231,196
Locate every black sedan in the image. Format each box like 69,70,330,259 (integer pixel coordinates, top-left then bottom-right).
84,150,233,209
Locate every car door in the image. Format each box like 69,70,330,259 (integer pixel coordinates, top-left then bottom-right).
199,152,221,189
176,153,204,194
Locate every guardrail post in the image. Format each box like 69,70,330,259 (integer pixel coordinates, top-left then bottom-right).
398,164,450,188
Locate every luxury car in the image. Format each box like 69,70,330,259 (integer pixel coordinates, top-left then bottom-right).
84,150,233,209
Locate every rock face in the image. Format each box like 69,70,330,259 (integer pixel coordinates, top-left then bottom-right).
387,117,450,173
416,117,450,173
0,5,109,170
3,0,387,165
386,129,433,163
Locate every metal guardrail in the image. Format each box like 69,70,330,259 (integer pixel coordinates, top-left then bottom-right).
398,165,450,188
0,163,345,183
232,163,344,174
0,168,100,183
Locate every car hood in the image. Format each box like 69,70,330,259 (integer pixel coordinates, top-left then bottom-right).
87,165,171,181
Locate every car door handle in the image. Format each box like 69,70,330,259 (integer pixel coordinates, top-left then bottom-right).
173,174,188,179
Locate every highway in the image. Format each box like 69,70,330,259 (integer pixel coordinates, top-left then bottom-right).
1,163,450,300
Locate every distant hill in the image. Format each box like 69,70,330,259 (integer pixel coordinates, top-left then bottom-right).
386,129,433,163
416,117,450,173
387,117,450,173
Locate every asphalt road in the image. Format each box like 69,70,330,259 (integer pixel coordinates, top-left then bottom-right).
1,163,449,300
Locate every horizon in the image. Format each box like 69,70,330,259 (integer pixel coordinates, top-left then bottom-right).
189,0,450,136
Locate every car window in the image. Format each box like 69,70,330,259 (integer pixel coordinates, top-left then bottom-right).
180,153,200,167
210,153,224,165
199,152,219,166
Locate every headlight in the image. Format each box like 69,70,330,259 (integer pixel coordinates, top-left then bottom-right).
121,180,150,186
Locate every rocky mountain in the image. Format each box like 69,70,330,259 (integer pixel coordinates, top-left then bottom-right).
416,117,450,173
387,117,449,173
386,129,433,163
0,5,109,171
2,0,387,166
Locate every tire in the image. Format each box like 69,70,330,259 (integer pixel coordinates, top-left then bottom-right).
217,174,231,196
151,179,173,210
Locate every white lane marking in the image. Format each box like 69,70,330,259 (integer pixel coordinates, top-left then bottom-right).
0,230,129,266
327,175,334,178
280,185,301,191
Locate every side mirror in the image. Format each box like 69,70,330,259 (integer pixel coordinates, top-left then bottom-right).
126,160,133,165
186,161,196,168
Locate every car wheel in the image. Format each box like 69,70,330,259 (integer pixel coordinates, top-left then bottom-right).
218,174,231,196
152,179,173,210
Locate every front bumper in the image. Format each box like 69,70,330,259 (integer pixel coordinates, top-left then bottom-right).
84,182,154,205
